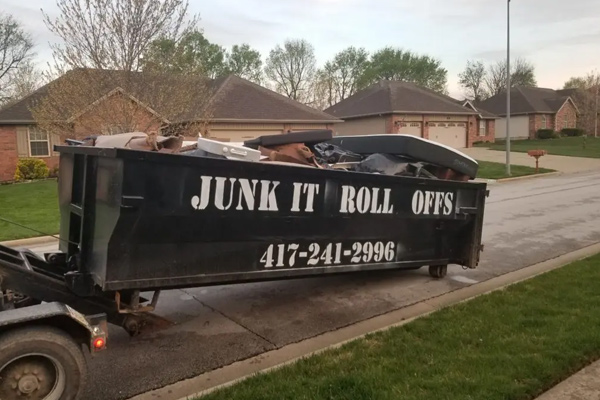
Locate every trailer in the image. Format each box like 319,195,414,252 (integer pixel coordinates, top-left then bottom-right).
0,131,487,399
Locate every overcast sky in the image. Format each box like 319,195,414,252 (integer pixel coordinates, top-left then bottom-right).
3,0,599,98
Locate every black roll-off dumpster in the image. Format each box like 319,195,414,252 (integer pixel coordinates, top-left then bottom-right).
53,133,487,297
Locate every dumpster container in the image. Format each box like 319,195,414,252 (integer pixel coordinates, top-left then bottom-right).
55,138,487,297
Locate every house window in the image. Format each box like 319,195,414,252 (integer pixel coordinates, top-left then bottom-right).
564,116,569,129
479,120,486,136
541,115,547,129
28,127,50,157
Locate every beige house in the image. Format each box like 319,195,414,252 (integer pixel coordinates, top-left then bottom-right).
325,80,497,149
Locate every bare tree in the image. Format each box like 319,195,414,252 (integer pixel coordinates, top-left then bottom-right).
1,60,43,106
0,13,34,103
42,0,199,72
563,71,600,136
458,60,488,102
31,69,215,139
264,39,316,102
484,57,536,97
32,0,214,140
484,60,508,97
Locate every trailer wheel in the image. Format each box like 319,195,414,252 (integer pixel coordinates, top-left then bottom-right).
428,265,447,279
0,326,87,400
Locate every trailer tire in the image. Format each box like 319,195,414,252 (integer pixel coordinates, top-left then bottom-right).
0,326,87,400
428,264,447,279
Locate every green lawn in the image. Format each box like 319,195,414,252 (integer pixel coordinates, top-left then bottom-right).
476,136,600,159
0,180,60,241
199,253,600,400
477,160,554,180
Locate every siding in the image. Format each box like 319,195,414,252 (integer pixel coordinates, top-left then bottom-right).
495,116,530,139
333,116,387,136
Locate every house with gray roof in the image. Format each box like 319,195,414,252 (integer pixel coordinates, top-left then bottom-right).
0,69,341,182
476,86,578,140
325,80,497,149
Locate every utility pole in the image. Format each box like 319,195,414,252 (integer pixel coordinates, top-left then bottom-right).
595,77,598,138
506,0,511,175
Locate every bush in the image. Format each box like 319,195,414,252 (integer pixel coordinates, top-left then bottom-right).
14,158,50,182
48,166,60,178
560,128,585,137
536,129,558,140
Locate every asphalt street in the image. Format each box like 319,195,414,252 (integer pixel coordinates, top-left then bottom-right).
28,170,600,400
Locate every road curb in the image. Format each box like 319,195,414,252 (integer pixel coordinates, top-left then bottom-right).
496,171,561,183
0,235,59,248
129,242,600,400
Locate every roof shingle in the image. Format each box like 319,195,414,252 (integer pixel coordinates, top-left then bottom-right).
0,69,340,125
324,80,478,119
476,86,575,116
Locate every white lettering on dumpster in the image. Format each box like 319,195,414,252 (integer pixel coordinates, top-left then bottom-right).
339,186,393,214
291,183,320,213
191,176,280,212
411,190,454,216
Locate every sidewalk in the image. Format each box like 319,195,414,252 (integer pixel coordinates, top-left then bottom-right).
462,147,600,174
535,359,600,399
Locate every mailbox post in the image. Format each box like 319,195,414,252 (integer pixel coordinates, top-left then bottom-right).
527,149,547,173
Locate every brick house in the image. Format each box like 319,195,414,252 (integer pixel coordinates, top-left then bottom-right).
324,80,497,149
0,69,341,182
476,86,579,140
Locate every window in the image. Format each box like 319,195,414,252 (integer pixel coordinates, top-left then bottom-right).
28,127,50,157
479,120,486,136
564,116,569,129
541,115,547,129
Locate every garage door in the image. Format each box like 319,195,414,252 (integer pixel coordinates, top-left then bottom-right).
397,122,422,136
209,130,282,142
428,122,467,148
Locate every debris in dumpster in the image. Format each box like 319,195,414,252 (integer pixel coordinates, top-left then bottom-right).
89,131,184,153
351,153,437,179
61,129,479,180
327,134,479,179
311,142,363,164
243,129,333,149
259,142,326,168
192,137,262,162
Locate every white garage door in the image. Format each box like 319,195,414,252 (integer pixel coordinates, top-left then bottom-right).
428,122,467,148
397,122,422,137
210,130,282,142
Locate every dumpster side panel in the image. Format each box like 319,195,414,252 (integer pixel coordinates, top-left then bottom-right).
89,151,488,291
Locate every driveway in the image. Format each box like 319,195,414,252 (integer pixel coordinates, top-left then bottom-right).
462,147,600,174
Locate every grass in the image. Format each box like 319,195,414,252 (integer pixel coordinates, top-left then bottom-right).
477,160,554,180
476,136,600,159
0,180,60,241
199,253,600,400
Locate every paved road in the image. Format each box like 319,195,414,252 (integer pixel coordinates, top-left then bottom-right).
27,170,600,400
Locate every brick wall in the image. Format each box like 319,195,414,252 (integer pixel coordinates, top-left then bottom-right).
0,125,18,182
73,95,162,138
470,118,495,146
466,116,477,147
529,114,554,138
555,101,577,131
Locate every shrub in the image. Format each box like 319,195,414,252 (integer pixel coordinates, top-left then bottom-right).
48,166,60,178
560,128,585,137
14,158,50,181
536,129,558,140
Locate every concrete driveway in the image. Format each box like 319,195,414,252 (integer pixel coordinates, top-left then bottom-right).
462,147,600,174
